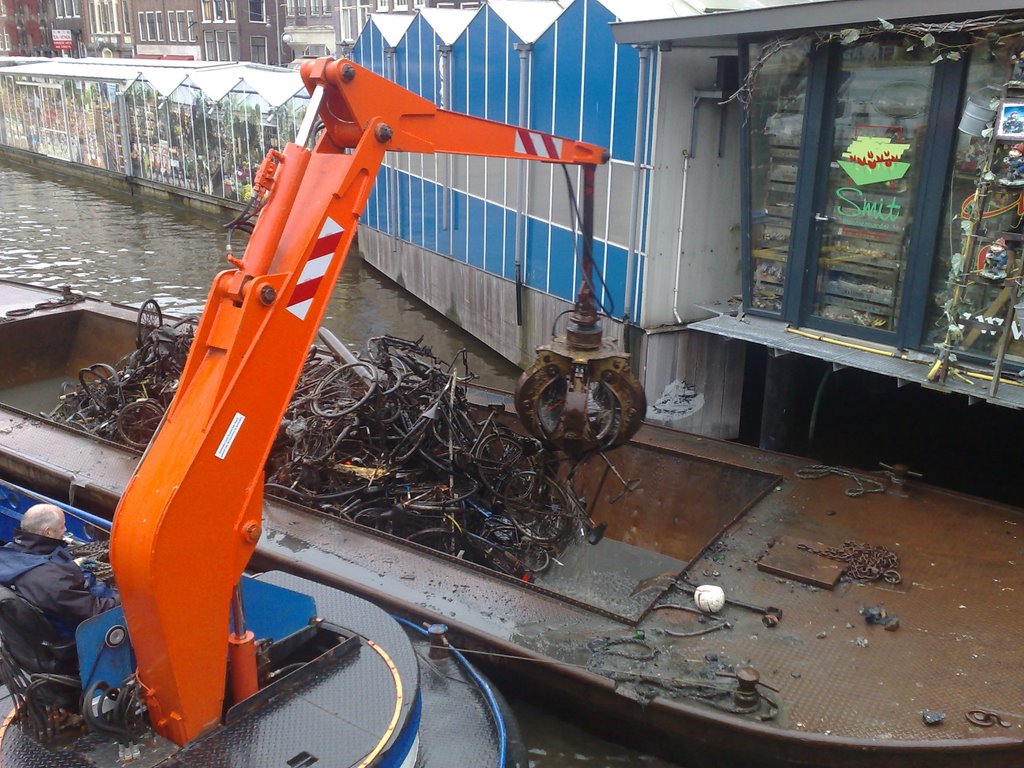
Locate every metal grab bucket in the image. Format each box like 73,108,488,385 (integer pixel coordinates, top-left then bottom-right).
959,95,997,136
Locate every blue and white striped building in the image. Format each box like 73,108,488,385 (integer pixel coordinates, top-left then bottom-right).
349,0,746,438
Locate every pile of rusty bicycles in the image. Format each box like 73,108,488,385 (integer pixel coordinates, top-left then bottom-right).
48,300,597,580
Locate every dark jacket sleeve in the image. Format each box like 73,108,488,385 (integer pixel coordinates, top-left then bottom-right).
13,562,119,627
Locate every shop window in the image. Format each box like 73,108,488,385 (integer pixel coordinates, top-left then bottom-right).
746,39,811,314
809,40,934,332
927,43,1024,365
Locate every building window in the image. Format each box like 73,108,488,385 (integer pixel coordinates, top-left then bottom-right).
250,34,266,63
204,29,215,58
168,11,175,40
228,29,237,58
146,11,157,40
202,0,213,22
186,11,196,41
340,0,370,42
248,0,265,23
137,10,146,39
156,10,163,40
226,0,235,21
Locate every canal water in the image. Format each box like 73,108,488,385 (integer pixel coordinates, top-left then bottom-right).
0,160,680,768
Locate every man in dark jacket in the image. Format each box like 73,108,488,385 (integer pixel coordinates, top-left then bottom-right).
0,503,118,637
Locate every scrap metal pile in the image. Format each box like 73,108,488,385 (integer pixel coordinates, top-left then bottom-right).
48,302,589,579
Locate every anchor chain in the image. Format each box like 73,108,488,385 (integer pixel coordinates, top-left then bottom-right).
797,540,902,584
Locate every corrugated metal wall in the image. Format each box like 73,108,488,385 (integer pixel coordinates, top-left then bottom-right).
351,0,653,320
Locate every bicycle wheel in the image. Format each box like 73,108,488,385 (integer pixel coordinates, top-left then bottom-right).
503,473,580,544
136,298,163,347
116,399,165,448
79,363,122,408
310,362,378,418
405,527,459,557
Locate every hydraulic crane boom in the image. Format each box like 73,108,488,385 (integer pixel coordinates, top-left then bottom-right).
109,58,609,746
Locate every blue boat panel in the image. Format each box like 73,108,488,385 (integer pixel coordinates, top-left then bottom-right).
548,226,575,301
77,608,134,693
467,196,485,268
525,217,549,291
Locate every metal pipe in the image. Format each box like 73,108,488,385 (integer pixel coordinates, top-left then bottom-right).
671,150,691,325
441,45,453,234
116,87,132,177
623,45,652,325
385,46,398,253
513,42,532,326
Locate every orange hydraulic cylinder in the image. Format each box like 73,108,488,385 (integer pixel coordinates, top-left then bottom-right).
228,631,259,704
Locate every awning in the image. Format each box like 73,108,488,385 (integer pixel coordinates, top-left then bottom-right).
611,0,1024,47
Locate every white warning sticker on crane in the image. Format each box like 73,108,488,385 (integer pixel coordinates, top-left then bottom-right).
215,412,246,459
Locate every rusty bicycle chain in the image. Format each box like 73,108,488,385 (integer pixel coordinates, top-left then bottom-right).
797,539,902,584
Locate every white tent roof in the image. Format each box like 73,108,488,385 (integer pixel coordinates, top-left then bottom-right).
419,7,479,46
368,13,417,48
487,0,570,43
0,58,305,107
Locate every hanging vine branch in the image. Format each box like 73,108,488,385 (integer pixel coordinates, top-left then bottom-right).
727,15,1024,108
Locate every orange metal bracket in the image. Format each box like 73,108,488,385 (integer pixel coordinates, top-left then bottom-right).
109,58,607,745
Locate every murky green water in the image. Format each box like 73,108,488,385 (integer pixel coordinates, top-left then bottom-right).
0,160,680,768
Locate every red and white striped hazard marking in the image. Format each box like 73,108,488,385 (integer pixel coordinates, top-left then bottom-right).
515,128,563,160
286,217,345,320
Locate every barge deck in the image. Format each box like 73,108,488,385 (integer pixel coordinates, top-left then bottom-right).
0,281,1021,767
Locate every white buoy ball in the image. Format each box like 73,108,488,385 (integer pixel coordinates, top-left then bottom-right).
693,584,726,614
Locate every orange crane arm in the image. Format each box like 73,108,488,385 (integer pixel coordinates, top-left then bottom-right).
109,58,607,746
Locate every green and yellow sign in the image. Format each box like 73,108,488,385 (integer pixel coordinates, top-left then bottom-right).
838,137,911,186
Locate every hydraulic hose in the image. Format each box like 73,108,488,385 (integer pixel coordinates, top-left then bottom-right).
391,615,507,768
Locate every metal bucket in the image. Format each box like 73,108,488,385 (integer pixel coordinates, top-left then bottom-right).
959,95,997,136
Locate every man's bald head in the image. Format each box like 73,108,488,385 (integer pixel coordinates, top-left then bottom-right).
21,504,67,541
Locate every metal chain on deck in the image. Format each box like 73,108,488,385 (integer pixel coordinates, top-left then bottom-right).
795,464,886,497
797,540,902,584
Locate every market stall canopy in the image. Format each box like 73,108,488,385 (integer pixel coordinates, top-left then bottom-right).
419,7,479,46
0,58,305,108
